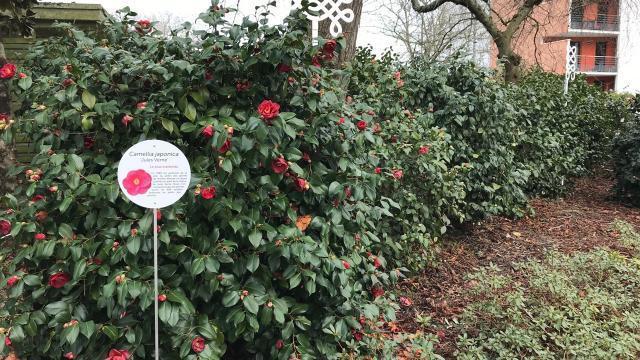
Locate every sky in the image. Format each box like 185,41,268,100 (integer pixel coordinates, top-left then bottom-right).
39,0,399,55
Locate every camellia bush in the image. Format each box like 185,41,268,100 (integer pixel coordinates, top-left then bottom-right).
347,49,626,270
0,3,417,359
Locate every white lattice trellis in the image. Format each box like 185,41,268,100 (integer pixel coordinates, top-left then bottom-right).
564,42,578,94
291,0,355,43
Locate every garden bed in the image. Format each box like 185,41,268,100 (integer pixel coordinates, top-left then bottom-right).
397,167,640,357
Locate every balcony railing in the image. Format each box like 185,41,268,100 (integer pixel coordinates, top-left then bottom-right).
570,14,620,31
576,55,617,73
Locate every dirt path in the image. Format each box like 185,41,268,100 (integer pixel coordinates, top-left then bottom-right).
396,167,640,357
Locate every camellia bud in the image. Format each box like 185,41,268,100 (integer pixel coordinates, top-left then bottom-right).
158,294,167,302
49,185,58,193
115,274,126,284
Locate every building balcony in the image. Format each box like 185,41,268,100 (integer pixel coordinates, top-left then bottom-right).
570,14,619,32
576,55,617,73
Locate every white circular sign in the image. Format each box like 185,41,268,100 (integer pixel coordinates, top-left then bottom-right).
117,140,191,209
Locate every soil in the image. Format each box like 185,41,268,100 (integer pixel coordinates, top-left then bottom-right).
395,167,640,358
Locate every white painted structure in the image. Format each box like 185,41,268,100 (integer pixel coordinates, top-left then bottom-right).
616,0,640,93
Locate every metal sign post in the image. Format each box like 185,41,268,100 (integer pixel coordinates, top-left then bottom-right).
117,140,191,359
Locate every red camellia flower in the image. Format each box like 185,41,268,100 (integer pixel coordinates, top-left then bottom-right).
257,100,280,121
351,329,364,341
338,117,345,125
201,124,214,138
311,56,322,67
121,114,133,127
201,186,216,200
342,260,351,270
374,167,382,175
62,78,75,87
323,39,337,59
156,210,162,221
0,219,11,236
271,157,289,174
31,194,45,203
4,337,11,347
18,72,27,79
419,145,430,155
373,257,382,268
84,135,95,149
392,169,403,180
34,233,46,241
0,63,17,79
136,101,147,110
371,286,384,298
191,336,205,353
277,63,292,73
294,177,310,192
6,275,19,288
64,352,75,359
235,80,251,92
105,349,130,360
122,169,152,196
218,138,232,153
399,296,413,307
48,272,71,288
275,339,284,350
357,121,367,131
137,19,151,28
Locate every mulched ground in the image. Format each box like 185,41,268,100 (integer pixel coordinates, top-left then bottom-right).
395,167,640,357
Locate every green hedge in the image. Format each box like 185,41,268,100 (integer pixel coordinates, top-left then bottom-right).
613,94,640,204
348,49,626,271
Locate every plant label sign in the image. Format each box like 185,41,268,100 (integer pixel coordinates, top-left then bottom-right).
117,140,191,209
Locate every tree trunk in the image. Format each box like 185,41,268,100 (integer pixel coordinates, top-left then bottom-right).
495,37,522,83
318,0,363,64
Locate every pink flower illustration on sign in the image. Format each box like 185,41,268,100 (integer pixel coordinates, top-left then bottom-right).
122,169,152,195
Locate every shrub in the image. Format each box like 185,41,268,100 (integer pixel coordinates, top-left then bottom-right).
613,94,640,204
347,49,469,270
347,50,625,271
0,5,401,359
514,70,625,196
349,50,532,270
